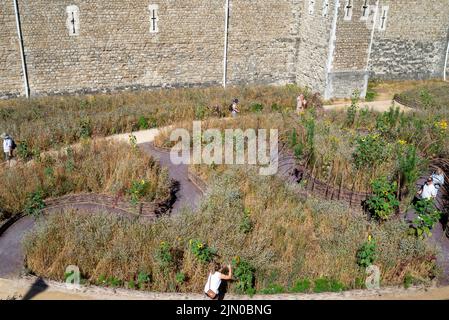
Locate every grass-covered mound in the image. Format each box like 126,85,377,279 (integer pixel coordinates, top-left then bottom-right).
0,140,171,222
395,82,449,113
24,169,436,294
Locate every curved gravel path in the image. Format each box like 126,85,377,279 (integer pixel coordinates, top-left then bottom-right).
0,140,202,279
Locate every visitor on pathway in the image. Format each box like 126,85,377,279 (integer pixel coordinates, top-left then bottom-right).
1,133,15,162
229,98,240,117
432,168,445,194
296,94,307,115
417,177,438,200
204,263,233,300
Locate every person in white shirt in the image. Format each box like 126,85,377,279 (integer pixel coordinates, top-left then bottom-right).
432,168,445,194
1,133,13,161
204,263,233,300
417,177,438,200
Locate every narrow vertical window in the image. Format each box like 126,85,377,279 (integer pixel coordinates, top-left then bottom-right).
66,5,80,36
344,0,353,21
379,6,389,31
360,0,369,20
148,4,159,33
322,0,330,17
308,0,315,15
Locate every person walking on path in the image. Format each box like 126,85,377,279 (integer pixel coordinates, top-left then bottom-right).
432,168,445,194
417,177,438,200
204,263,233,300
296,94,307,115
229,98,240,118
1,133,15,164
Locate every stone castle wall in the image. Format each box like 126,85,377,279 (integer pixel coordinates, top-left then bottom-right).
0,0,448,99
369,0,449,81
0,1,23,98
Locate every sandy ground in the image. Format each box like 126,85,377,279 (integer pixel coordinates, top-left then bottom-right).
1,277,449,300
323,100,412,113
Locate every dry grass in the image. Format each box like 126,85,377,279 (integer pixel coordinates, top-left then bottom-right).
24,168,436,293
0,140,171,221
0,85,307,153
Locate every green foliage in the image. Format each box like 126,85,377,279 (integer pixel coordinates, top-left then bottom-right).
290,279,312,293
127,280,136,290
137,271,151,289
366,177,400,221
356,239,377,268
353,134,387,170
24,189,46,217
175,272,186,285
411,199,442,239
420,89,434,108
195,106,207,120
232,258,256,295
259,283,285,294
376,106,401,137
250,103,264,113
17,141,33,161
155,241,173,268
137,116,149,130
189,239,216,263
345,91,359,127
313,278,346,293
397,145,420,193
78,118,92,139
128,179,151,205
240,208,253,234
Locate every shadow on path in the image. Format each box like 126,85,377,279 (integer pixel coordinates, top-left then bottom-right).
22,277,48,300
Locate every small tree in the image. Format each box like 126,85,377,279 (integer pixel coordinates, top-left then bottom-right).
366,177,400,221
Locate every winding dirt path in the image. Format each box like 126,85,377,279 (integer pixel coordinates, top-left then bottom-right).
0,137,202,279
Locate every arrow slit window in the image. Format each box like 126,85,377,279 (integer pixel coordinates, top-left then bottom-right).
322,0,329,17
66,5,80,36
379,6,389,31
308,0,315,15
344,0,353,21
360,0,369,21
149,4,159,33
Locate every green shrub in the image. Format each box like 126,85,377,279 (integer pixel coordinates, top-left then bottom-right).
189,239,216,263
411,199,442,239
313,278,345,293
195,106,207,120
397,145,420,194
78,118,92,139
345,91,359,127
17,141,33,160
366,177,400,221
137,116,149,130
232,258,256,295
137,271,151,289
290,279,312,293
259,283,285,294
250,103,264,113
353,134,388,170
240,208,253,234
356,237,377,268
155,241,173,268
128,179,151,205
24,189,46,217
127,280,136,290
175,272,186,285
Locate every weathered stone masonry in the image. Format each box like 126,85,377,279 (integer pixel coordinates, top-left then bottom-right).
0,0,448,99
